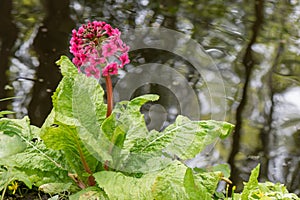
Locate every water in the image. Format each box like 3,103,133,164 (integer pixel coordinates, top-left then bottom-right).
0,0,299,194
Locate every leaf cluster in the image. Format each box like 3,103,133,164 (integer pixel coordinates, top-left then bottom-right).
0,56,298,199
228,165,299,200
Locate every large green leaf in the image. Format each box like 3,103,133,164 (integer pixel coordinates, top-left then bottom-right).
94,161,222,200
95,162,188,200
107,94,159,149
42,56,111,166
71,74,111,162
120,116,233,173
41,56,110,180
0,148,73,192
94,170,155,200
121,95,159,150
100,94,160,170
53,56,107,127
0,117,62,171
41,122,99,180
0,117,72,192
51,75,77,125
145,116,233,160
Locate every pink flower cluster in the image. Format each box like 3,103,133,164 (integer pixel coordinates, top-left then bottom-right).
70,21,130,78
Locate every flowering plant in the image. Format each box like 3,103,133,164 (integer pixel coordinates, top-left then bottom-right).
0,21,298,200
70,21,130,117
70,21,130,78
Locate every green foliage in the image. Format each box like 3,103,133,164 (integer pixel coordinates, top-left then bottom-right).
69,186,108,200
0,111,15,118
92,161,223,200
0,117,73,195
43,56,233,199
0,56,298,199
227,165,300,200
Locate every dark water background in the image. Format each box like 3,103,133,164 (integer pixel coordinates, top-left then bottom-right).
0,0,299,195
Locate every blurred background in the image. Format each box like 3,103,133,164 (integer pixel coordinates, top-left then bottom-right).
0,0,299,195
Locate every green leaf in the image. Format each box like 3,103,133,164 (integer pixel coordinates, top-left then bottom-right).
41,122,99,179
241,164,260,200
95,161,187,200
0,146,64,173
256,182,300,199
0,117,34,140
192,170,222,199
71,74,110,162
211,163,231,178
94,170,156,200
56,55,78,77
0,116,37,159
184,168,202,200
151,162,189,200
127,94,159,110
194,163,231,178
101,94,160,170
162,117,233,160
184,166,224,200
0,110,15,118
53,56,107,127
0,118,66,174
237,164,300,200
69,186,109,200
44,56,111,164
0,117,72,191
72,73,107,129
114,94,159,148
95,161,222,200
39,182,73,194
99,94,234,173
52,76,77,125
0,133,26,158
0,169,32,191
122,116,234,173
42,56,112,181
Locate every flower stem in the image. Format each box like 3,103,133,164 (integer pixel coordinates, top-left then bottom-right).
105,75,113,117
104,75,113,171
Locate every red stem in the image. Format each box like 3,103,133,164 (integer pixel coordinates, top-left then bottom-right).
104,75,114,171
73,139,96,187
105,75,113,117
77,142,96,186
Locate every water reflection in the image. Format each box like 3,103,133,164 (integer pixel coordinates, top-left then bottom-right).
0,0,299,195
0,0,18,111
270,87,300,193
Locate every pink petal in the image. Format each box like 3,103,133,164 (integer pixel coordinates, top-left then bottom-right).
102,62,118,76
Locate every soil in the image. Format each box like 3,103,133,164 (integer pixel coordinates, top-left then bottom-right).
2,185,51,200
4,193,50,200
